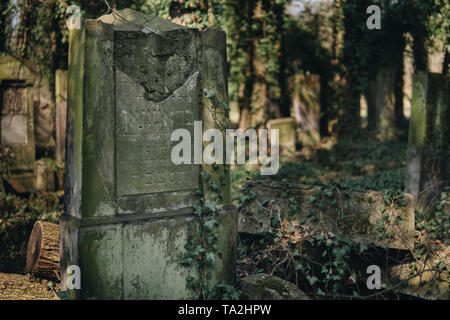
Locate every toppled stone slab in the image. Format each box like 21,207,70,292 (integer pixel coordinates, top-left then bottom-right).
240,274,309,300
239,180,415,250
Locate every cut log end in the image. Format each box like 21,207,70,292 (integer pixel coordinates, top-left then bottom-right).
26,221,43,274
26,221,60,280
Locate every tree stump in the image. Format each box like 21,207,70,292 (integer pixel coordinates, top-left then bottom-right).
26,221,60,280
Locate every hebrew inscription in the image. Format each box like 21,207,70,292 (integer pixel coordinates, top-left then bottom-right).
116,70,200,196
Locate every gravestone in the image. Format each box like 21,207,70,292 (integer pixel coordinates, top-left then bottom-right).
35,158,55,192
292,73,320,146
366,65,399,140
267,117,297,156
239,180,415,250
0,56,36,192
405,72,450,202
60,9,237,299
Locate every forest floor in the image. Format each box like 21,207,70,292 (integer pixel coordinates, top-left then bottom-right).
0,272,60,300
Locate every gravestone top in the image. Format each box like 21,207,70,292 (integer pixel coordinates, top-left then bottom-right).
98,8,188,32
267,117,296,126
0,56,35,84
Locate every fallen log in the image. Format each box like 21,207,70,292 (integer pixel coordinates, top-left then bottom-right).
26,221,60,280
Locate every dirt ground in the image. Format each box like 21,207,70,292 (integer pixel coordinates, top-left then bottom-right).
0,272,60,300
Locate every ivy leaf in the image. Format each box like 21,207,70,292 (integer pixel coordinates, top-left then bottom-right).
201,171,210,181
204,88,216,99
205,200,217,213
307,275,319,286
210,181,219,191
204,218,219,231
270,216,280,227
180,257,193,266
206,252,216,265
193,203,202,216
219,100,230,111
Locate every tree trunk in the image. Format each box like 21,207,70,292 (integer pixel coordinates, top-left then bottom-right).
238,0,256,129
26,221,60,280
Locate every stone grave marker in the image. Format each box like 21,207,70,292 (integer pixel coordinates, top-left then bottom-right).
60,9,237,300
0,56,36,192
292,73,320,145
267,117,297,156
405,71,450,203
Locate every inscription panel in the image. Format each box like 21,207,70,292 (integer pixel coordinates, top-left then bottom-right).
115,69,200,196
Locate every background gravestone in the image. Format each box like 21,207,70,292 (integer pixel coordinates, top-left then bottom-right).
267,117,297,156
405,71,450,203
292,73,320,146
0,56,36,192
60,9,237,300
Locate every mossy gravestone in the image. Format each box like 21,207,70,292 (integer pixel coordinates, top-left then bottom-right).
0,56,36,192
60,9,237,299
405,72,450,203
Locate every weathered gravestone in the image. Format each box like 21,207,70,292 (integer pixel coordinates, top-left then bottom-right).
0,56,36,192
405,72,450,203
60,9,237,299
239,180,415,250
366,64,400,140
292,73,320,146
267,117,297,156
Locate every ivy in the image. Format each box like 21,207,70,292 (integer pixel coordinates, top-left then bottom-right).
180,88,240,300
